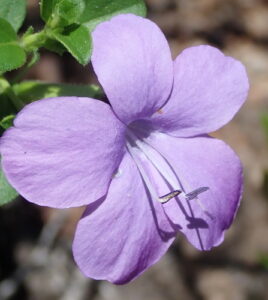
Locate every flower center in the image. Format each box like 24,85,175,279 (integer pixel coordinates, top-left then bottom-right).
125,128,211,217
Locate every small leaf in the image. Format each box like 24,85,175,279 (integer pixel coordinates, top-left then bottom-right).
42,0,85,27
0,0,26,32
40,0,56,22
0,115,15,130
0,160,18,206
50,25,92,65
80,0,147,31
0,18,26,72
23,26,35,38
0,19,17,43
0,45,27,72
43,38,66,55
54,0,86,26
13,81,103,103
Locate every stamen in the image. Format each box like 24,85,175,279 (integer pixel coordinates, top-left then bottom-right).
134,135,212,216
159,190,182,203
126,142,160,202
126,130,179,190
185,187,209,201
126,129,213,219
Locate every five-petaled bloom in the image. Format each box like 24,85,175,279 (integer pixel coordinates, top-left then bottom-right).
0,14,249,284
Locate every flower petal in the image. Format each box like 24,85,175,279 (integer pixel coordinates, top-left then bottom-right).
143,132,242,250
92,14,173,124
0,97,126,208
150,45,249,137
73,152,176,284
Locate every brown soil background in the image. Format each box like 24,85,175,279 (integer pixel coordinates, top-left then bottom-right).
1,0,268,299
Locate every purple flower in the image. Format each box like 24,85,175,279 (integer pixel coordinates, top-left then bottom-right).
0,14,249,284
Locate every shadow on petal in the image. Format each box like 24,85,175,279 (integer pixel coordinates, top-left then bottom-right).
186,217,208,229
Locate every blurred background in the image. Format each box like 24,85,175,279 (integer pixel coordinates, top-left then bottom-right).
1,0,268,299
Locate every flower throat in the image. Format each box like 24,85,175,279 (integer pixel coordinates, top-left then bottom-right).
125,128,213,219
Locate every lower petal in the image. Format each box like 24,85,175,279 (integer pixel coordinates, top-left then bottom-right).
73,152,176,284
143,133,242,250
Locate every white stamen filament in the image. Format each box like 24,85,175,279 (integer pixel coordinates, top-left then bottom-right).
126,142,160,202
126,129,212,218
126,130,183,193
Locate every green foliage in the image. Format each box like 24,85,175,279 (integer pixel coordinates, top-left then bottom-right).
13,81,103,103
0,95,16,121
0,45,26,73
0,0,26,32
261,114,268,140
0,161,18,206
42,0,146,27
0,0,147,69
43,39,66,55
0,18,18,43
80,0,147,31
53,0,86,27
258,254,268,269
0,115,15,130
42,0,85,27
0,78,16,121
40,0,55,22
0,18,26,72
50,25,92,65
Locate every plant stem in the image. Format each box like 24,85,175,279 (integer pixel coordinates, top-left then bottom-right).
20,29,48,53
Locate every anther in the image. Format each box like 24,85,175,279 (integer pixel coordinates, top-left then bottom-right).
159,190,182,203
185,187,209,201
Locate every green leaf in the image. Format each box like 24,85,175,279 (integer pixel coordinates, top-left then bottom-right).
50,24,92,65
0,0,26,31
43,38,67,55
42,0,85,27
42,0,146,30
41,0,146,64
40,0,56,22
54,0,86,26
13,81,103,103
0,160,18,206
0,79,17,121
261,114,268,140
0,45,27,72
0,19,17,43
0,95,16,121
80,0,147,31
0,115,15,130
0,18,26,72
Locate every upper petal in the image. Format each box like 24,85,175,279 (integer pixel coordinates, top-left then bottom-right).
142,132,242,250
92,14,173,124
73,152,175,284
150,45,249,137
0,97,126,208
